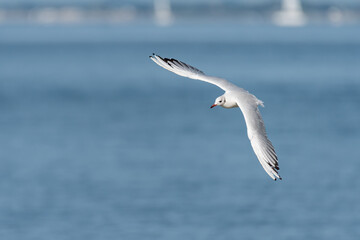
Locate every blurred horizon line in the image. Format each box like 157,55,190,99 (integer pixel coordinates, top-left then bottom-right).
0,1,359,25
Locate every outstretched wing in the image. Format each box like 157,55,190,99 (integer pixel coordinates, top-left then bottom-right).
236,98,281,180
150,54,236,91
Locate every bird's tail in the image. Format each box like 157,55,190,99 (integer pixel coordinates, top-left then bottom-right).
253,95,264,107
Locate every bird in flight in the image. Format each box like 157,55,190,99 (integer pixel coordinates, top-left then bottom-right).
150,54,281,181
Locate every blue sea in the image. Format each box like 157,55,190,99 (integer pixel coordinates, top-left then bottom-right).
0,22,359,240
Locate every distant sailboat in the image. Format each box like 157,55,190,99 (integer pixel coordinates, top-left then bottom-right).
154,0,173,26
272,0,307,27
327,7,344,25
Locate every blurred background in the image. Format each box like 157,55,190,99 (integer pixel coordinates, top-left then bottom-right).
0,0,360,239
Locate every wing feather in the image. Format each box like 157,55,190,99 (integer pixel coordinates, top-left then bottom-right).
150,54,236,91
237,99,281,180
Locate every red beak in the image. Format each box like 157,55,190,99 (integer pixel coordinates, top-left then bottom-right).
210,104,217,108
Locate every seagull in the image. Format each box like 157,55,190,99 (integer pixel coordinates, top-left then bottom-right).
150,54,281,181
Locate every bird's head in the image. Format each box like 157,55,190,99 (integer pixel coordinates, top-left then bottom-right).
210,96,226,108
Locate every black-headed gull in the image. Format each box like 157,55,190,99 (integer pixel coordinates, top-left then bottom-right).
150,54,281,181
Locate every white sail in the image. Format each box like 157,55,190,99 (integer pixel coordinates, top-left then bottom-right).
154,0,173,26
272,0,307,27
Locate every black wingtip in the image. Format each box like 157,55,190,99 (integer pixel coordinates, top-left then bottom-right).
274,176,283,181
